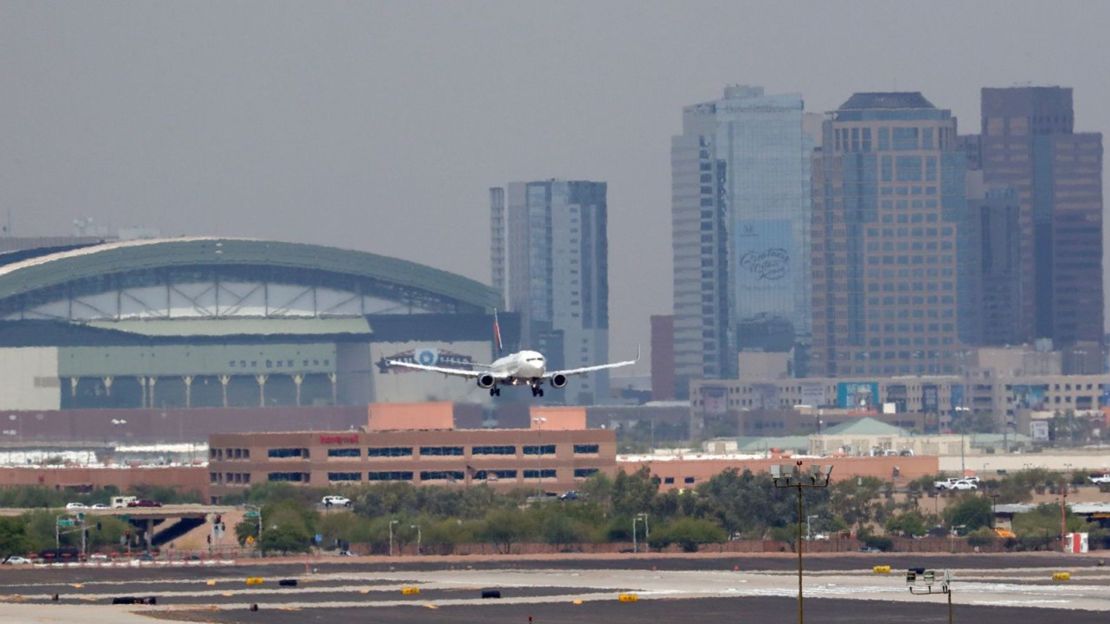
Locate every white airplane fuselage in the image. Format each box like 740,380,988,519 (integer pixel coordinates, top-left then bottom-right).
489,349,546,383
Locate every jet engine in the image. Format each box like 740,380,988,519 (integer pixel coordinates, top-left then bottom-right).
550,373,568,389
476,373,496,389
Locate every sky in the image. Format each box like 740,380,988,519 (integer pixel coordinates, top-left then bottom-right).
3,0,1109,372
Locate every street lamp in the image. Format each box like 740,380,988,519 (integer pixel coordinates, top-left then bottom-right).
632,513,650,553
771,461,833,624
906,568,953,624
410,524,421,555
388,519,399,557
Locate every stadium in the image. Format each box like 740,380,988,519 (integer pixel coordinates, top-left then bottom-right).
0,237,518,442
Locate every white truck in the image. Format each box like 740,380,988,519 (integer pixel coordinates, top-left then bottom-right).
110,496,137,509
1089,474,1110,485
934,476,979,491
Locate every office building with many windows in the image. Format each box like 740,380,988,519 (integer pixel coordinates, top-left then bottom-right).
810,92,967,377
977,86,1103,355
671,86,818,395
490,180,611,404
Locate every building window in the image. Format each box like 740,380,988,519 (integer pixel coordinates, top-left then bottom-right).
327,472,361,482
368,471,414,481
472,445,516,455
523,469,557,479
574,468,599,478
573,444,600,454
684,477,696,484
523,444,556,455
419,446,464,456
367,447,413,457
663,476,675,484
209,472,218,483
327,448,361,458
474,469,518,480
267,448,308,459
420,470,465,481
268,472,309,482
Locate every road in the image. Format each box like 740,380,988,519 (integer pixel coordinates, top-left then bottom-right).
0,552,1106,623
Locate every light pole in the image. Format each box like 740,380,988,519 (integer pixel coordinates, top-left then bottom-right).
632,513,649,553
771,461,833,624
906,568,953,624
531,416,547,496
410,524,421,555
388,519,399,557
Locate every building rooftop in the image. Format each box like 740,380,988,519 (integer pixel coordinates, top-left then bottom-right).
838,92,936,110
821,417,909,437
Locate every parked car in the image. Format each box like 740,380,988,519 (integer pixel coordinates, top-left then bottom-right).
88,553,110,562
322,495,352,508
65,502,88,510
90,503,110,510
2,556,32,565
558,490,579,501
126,499,162,508
949,479,978,491
1089,474,1110,485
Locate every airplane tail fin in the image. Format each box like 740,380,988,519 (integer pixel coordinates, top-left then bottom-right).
493,309,504,354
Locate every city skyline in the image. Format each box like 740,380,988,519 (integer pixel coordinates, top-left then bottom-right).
4,2,1110,370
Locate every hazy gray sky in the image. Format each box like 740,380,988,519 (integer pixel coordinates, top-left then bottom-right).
3,1,1109,369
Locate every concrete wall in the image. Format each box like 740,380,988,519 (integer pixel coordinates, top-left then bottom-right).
0,347,60,411
530,406,587,430
367,402,455,431
0,406,368,444
622,455,939,491
0,465,207,494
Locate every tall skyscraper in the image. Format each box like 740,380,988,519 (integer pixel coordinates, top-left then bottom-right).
957,181,1022,346
810,92,967,377
489,180,611,404
978,87,1103,352
671,85,816,396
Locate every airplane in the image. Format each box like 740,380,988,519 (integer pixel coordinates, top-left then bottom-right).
386,312,638,397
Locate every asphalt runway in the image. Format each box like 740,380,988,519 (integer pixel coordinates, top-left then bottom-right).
145,596,1110,624
0,553,1106,623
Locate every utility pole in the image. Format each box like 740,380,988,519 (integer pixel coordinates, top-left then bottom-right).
771,461,833,624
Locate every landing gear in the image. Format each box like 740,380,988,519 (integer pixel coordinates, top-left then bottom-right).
530,385,544,398
489,387,501,397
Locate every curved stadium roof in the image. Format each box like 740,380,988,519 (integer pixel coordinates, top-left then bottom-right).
0,237,499,320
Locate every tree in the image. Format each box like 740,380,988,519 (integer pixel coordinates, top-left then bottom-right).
538,512,587,550
885,510,928,537
649,518,725,552
943,495,992,532
1012,503,1089,550
259,523,311,554
611,467,658,518
829,477,884,531
0,517,30,558
478,508,532,553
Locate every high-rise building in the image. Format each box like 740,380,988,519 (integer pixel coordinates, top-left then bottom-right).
957,182,1022,347
811,93,967,377
671,85,817,397
978,87,1103,351
490,180,611,404
650,315,676,401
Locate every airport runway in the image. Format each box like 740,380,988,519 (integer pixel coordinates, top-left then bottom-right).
0,553,1106,623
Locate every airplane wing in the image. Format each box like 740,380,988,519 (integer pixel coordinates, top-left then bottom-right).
545,347,639,378
386,360,501,379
